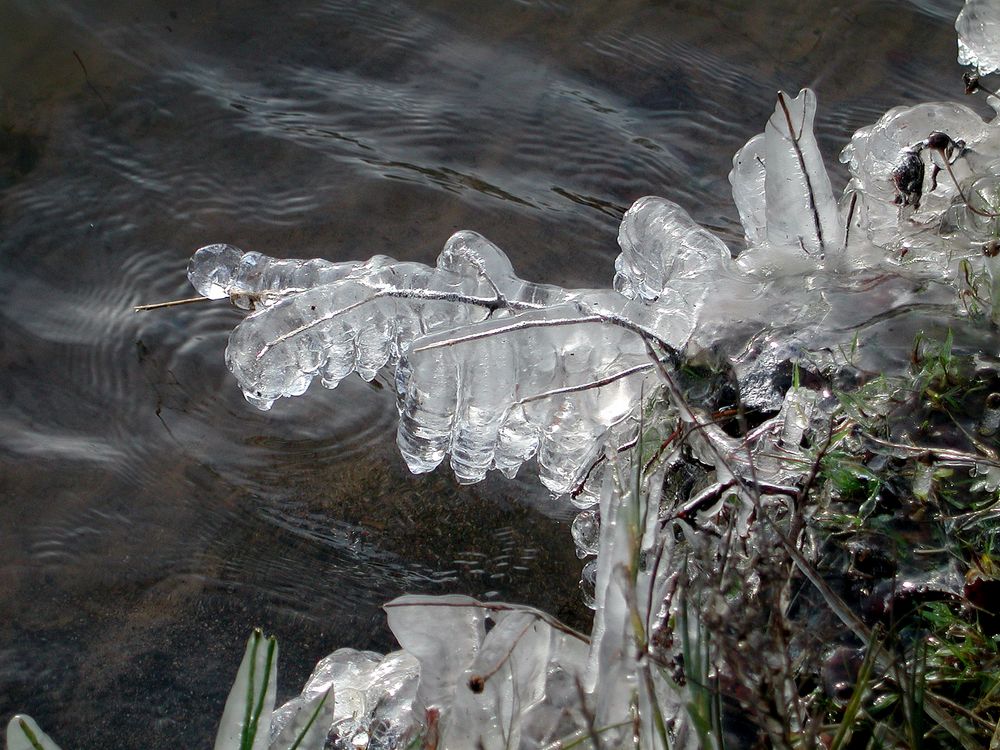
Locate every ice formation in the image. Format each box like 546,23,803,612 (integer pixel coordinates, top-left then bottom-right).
958,0,1000,74
188,78,1000,501
12,1,1000,749
180,15,1000,742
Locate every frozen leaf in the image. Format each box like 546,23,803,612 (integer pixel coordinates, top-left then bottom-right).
384,594,486,716
762,89,842,262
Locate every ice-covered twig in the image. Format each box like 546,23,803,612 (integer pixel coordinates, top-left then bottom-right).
776,91,829,255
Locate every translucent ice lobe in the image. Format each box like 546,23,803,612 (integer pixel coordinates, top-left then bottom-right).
187,243,362,302
840,101,988,259
384,595,486,715
188,243,245,299
449,335,515,484
763,89,843,260
396,347,460,474
730,132,767,248
226,280,375,408
613,196,734,302
958,0,1000,74
440,231,570,309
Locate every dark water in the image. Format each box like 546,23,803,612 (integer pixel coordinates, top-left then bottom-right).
0,0,971,746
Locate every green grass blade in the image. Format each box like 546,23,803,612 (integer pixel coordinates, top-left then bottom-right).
6,716,63,750
286,688,333,750
828,641,879,750
214,630,279,750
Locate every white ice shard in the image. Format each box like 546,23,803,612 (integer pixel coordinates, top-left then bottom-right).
5,717,62,750
957,0,1000,74
730,89,843,275
215,630,277,750
730,132,767,249
383,596,590,750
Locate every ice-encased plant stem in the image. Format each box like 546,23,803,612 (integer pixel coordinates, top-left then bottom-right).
5,716,61,750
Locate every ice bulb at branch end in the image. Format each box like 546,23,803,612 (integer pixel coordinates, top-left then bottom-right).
188,243,244,299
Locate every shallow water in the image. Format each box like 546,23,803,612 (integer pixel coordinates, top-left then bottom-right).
0,0,975,746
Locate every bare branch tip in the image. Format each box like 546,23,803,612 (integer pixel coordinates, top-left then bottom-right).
133,296,212,312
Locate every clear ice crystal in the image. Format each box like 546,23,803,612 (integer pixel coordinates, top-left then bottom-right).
958,0,1000,74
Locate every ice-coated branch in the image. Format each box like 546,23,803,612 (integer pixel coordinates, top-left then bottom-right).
102,8,1000,749
189,67,1000,498
189,205,732,492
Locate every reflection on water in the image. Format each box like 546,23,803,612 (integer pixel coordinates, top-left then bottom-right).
0,0,968,746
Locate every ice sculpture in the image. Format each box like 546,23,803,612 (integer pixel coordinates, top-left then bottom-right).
189,229,696,492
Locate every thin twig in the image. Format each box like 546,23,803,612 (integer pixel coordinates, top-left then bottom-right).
72,50,110,113
134,296,212,312
258,287,538,360
382,598,589,643
467,617,535,693
515,363,655,406
864,433,1000,468
411,314,606,354
844,191,858,252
